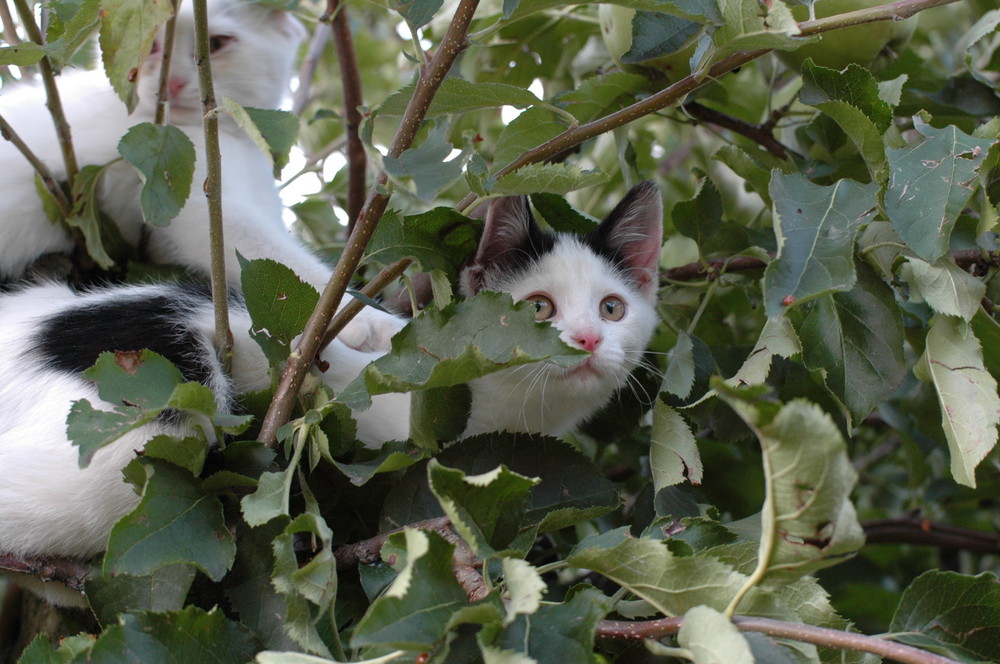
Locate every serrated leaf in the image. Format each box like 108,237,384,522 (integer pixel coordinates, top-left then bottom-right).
789,261,906,423
351,529,470,649
651,401,702,490
561,71,649,122
104,458,236,580
914,315,1000,487
428,460,538,556
727,317,801,388
709,0,801,61
383,123,469,203
65,163,130,269
118,123,195,226
379,78,542,117
0,43,45,65
623,11,703,64
86,565,197,626
678,605,754,664
663,331,695,398
900,256,987,321
494,107,566,169
222,99,299,177
332,440,425,486
528,193,598,233
84,607,257,664
99,0,174,111
884,120,995,263
338,291,584,409
501,558,546,626
390,0,442,28
763,173,877,316
241,469,293,527
721,396,865,585
43,0,101,63
890,570,1000,663
239,256,320,365
494,163,606,196
364,207,478,280
480,585,612,663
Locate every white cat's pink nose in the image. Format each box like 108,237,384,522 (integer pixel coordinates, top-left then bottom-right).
573,332,602,352
168,78,187,97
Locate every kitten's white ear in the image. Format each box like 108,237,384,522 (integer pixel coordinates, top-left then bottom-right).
460,196,544,296
590,181,663,296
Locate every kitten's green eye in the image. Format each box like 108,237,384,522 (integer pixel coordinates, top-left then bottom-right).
527,295,555,321
600,296,626,321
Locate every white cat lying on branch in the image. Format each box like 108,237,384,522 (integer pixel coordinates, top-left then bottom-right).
0,184,663,605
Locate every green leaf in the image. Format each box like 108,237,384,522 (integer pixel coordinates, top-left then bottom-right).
479,585,612,663
332,440,425,486
43,0,101,63
500,558,546,625
494,107,566,170
222,100,300,177
789,261,906,423
708,0,802,61
65,163,130,270
241,469,293,527
914,315,1000,488
428,460,538,556
650,401,702,490
390,0,442,29
890,570,1000,663
239,256,320,365
378,78,542,117
338,291,584,409
494,163,607,196
900,256,987,321
763,173,877,316
86,565,197,626
678,605,754,664
118,123,195,227
561,71,649,123
799,61,894,178
884,119,995,263
0,43,45,65
529,193,598,233
104,458,236,581
364,207,479,281
726,317,801,388
383,123,469,203
351,529,471,649
99,0,174,112
83,607,257,664
721,395,865,584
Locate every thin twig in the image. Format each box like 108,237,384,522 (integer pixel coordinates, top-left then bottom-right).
11,0,78,182
191,0,232,371
597,616,962,664
682,101,799,161
154,0,181,126
864,517,1000,554
320,258,413,350
257,0,481,446
333,516,451,569
0,114,71,217
291,19,330,117
326,0,367,234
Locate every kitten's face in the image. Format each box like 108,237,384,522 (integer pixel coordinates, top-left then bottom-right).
137,0,305,123
461,183,663,424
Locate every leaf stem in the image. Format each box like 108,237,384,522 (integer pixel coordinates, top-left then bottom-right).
257,0,481,446
191,0,232,372
11,0,78,182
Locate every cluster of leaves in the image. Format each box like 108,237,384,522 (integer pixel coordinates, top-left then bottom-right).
2,0,1000,663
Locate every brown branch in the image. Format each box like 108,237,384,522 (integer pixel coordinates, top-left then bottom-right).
257,0,481,446
0,114,72,217
291,19,330,117
154,0,180,126
663,255,769,282
192,0,232,372
682,101,799,161
864,517,1000,554
326,0,367,234
0,553,90,592
320,258,413,350
598,616,961,664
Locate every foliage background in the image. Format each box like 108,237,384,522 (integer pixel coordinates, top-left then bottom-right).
0,0,999,662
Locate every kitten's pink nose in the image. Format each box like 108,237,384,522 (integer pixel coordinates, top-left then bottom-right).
573,332,602,352
168,78,187,97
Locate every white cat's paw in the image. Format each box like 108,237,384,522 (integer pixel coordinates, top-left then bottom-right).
338,307,406,352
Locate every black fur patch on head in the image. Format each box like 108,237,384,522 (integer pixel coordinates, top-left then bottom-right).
35,288,216,385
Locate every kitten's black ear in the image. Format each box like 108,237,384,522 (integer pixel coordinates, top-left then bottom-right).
588,181,663,296
460,196,548,296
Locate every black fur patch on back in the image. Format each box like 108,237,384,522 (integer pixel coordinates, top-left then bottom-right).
35,290,215,385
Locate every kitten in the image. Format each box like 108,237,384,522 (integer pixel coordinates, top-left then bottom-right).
0,182,662,603
0,0,398,351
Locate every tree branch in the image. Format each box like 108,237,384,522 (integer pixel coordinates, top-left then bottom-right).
320,258,413,350
191,0,232,372
0,114,72,217
325,0,367,234
597,616,962,664
864,517,1000,554
257,0,481,446
154,0,180,126
0,554,90,593
682,101,800,161
291,18,329,117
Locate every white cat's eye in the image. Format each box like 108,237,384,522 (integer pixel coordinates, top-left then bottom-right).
526,295,556,321
209,34,236,53
600,296,626,321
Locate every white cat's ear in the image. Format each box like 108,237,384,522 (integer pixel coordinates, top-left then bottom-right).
460,196,548,296
589,181,663,296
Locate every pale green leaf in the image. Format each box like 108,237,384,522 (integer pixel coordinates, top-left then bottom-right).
501,558,546,626
901,256,987,322
914,316,1000,487
727,317,801,388
99,0,173,112
678,605,754,664
494,163,606,196
650,401,702,490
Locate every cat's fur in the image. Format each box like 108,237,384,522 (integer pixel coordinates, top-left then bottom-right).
0,183,662,604
0,0,398,351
